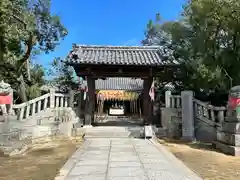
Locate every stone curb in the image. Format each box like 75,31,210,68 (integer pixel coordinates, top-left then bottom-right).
54,139,90,180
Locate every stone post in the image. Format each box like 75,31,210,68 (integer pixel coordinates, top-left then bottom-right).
165,91,171,108
69,89,74,108
181,91,195,141
7,88,13,114
0,104,7,114
49,88,55,108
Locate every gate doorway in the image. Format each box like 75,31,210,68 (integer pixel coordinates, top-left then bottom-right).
92,78,143,126
66,45,184,128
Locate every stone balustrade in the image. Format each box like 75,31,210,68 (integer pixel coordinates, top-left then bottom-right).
169,95,182,108
0,89,77,155
12,90,71,121
163,90,240,156
194,99,226,126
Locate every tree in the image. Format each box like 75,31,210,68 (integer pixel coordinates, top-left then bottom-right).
25,64,45,100
143,0,240,98
0,0,67,102
182,0,240,91
47,57,79,93
142,14,185,92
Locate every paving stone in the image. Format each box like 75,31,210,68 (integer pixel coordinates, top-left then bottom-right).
66,175,106,180
109,161,141,167
83,150,108,155
110,147,134,152
69,165,107,176
110,152,136,156
83,153,108,158
111,141,132,145
141,158,171,164
107,167,145,177
87,147,110,151
107,176,148,180
135,148,160,153
55,137,202,180
138,154,165,159
76,159,108,166
111,143,132,146
147,170,198,180
109,156,139,162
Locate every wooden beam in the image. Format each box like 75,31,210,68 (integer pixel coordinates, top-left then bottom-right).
77,71,154,78
75,65,185,79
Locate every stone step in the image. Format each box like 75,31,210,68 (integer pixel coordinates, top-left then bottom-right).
82,126,140,138
217,131,240,146
0,137,28,156
84,132,132,138
154,128,167,138
73,126,166,138
214,141,240,156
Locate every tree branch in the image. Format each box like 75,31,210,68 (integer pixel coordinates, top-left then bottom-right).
11,14,27,28
18,33,34,73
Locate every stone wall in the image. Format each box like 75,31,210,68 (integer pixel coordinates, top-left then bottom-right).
0,106,78,155
162,90,240,156
161,107,182,138
215,116,240,156
161,107,218,142
163,91,225,142
195,118,218,142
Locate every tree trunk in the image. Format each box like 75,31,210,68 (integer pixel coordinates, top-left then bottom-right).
0,26,4,64
18,74,27,102
27,59,31,81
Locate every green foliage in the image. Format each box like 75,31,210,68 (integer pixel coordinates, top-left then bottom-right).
47,57,78,92
26,64,45,99
144,0,240,94
0,0,67,102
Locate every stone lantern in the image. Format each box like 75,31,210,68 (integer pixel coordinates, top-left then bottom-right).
227,85,240,120
216,86,240,156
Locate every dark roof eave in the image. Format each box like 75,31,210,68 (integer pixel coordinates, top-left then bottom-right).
66,61,181,68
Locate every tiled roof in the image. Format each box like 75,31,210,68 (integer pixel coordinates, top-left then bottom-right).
66,45,164,66
81,78,143,91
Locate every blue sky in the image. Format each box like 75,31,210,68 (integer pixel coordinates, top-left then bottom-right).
37,0,186,69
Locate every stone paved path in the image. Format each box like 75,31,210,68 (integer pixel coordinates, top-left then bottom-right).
55,138,202,180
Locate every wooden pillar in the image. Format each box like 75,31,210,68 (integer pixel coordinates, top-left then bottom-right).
84,76,95,126
138,98,142,118
143,77,153,125
92,78,96,124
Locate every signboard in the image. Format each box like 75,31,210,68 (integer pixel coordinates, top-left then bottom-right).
109,108,124,115
97,90,139,100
